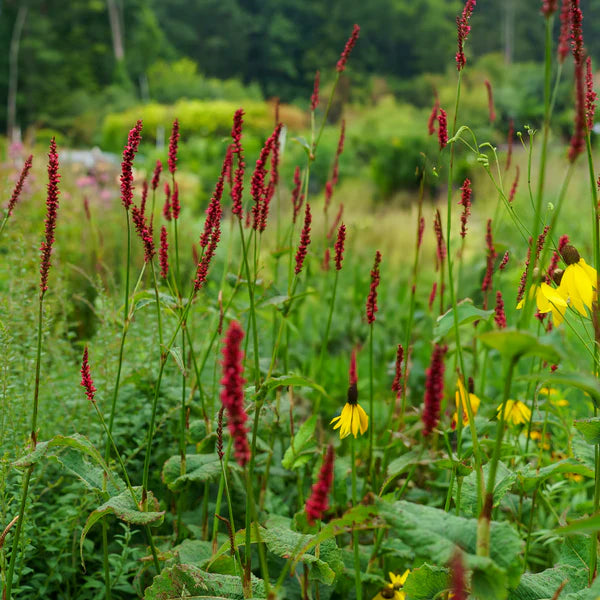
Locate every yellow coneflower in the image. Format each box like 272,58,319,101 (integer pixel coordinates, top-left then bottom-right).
539,387,569,407
556,244,597,316
517,282,567,325
372,570,410,600
529,430,550,450
451,378,481,430
331,349,369,439
496,399,531,426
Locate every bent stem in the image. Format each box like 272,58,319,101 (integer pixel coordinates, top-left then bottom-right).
351,438,362,600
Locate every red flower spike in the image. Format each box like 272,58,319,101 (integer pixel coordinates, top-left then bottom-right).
449,550,467,600
547,234,570,282
422,344,448,436
327,203,344,240
433,210,446,268
163,183,172,221
458,178,472,238
542,0,558,16
220,321,250,467
151,159,162,191
291,166,304,223
366,250,382,324
131,205,155,263
324,181,333,214
7,154,33,217
481,219,497,301
140,180,149,216
171,182,180,220
391,344,404,396
438,108,448,149
494,291,507,329
168,119,180,175
334,223,346,271
428,281,438,311
295,202,312,275
231,109,245,218
119,120,143,210
508,166,520,203
586,56,597,131
311,70,320,112
558,0,571,63
428,97,440,135
159,226,169,279
499,251,509,271
456,0,477,71
305,446,335,525
484,80,496,123
80,347,97,404
336,24,360,73
39,139,61,294
516,239,533,304
251,124,282,231
200,154,227,248
506,119,514,171
194,202,222,291
322,247,331,271
331,120,346,186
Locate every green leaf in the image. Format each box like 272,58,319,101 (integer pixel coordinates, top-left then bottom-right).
380,449,426,495
478,329,561,363
518,459,593,493
434,299,493,340
556,513,600,536
509,565,588,599
262,374,328,397
162,454,224,490
403,564,449,599
144,564,265,599
80,487,164,567
574,418,600,444
55,448,123,495
517,372,600,406
167,345,185,375
458,461,516,516
282,415,317,470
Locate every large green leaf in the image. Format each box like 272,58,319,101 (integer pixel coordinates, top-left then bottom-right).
458,461,516,516
574,418,600,445
376,499,522,599
509,565,588,599
80,487,164,567
434,299,493,340
162,453,224,490
403,564,449,599
380,449,427,495
144,564,265,599
282,415,317,470
517,372,600,406
478,329,561,363
262,374,328,397
518,459,593,493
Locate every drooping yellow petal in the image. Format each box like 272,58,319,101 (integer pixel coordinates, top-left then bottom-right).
579,258,597,288
356,403,369,436
560,263,593,315
538,282,567,325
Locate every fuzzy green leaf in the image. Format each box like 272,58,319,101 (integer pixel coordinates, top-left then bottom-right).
403,564,449,599
282,415,317,470
434,299,493,340
478,329,561,363
162,453,224,490
573,418,600,445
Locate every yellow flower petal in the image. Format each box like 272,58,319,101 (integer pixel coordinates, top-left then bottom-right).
357,403,369,436
560,263,593,315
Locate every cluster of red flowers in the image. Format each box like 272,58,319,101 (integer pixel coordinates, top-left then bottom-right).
131,205,155,263
231,109,245,218
220,321,250,467
481,219,497,305
568,0,586,162
428,97,440,136
437,108,448,149
40,139,61,294
433,209,446,268
311,70,320,111
391,344,404,397
151,159,162,191
140,180,148,216
334,223,346,271
458,178,472,238
547,234,570,282
291,166,305,223
558,0,571,62
422,344,448,436
366,250,382,324
120,120,142,210
494,291,507,329
456,0,477,71
586,56,597,131
499,251,510,271
294,203,312,275
168,119,180,175
516,238,533,304
7,154,33,217
542,0,558,17
159,226,169,279
80,347,97,403
171,182,180,221
336,24,360,73
305,446,335,525
163,183,172,221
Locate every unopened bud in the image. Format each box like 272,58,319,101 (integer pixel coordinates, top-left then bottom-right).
552,268,564,286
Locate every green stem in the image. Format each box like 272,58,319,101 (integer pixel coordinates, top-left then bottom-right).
351,439,362,600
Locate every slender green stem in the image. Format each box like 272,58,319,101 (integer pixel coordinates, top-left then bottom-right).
351,439,362,600
102,522,111,600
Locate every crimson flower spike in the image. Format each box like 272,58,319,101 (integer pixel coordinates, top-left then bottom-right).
171,182,180,220
295,202,312,275
458,178,472,238
558,0,571,63
151,159,162,191
231,109,245,218
428,281,438,311
433,209,446,269
349,347,358,386
331,119,346,186
449,550,467,600
547,234,569,282
508,166,520,203
484,80,496,123
163,182,172,221
6,154,33,218
391,344,404,397
334,223,346,271
305,446,335,525
168,118,180,175
586,56,597,131
506,119,514,171
542,0,558,16
291,166,304,224
422,343,447,436
568,0,586,162
311,70,320,111
80,347,97,403
200,152,228,249
481,219,497,308
40,139,61,295
516,239,533,304
251,124,280,231
159,226,169,279
259,124,283,232
438,108,448,149
428,96,440,135
336,24,360,73
366,250,382,324
194,207,222,290
140,180,149,216
119,120,142,210
494,291,507,329
456,0,476,71
131,205,155,263
220,321,251,467
499,251,509,271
